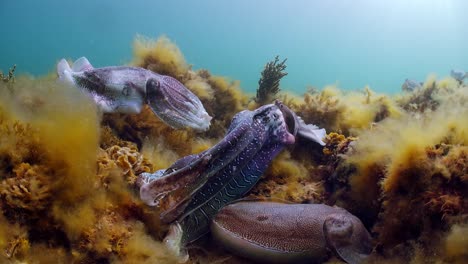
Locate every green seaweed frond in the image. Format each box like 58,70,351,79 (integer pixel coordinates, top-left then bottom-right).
1,64,16,83
256,56,287,105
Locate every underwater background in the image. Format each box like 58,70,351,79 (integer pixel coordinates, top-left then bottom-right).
0,1,467,264
2,0,468,94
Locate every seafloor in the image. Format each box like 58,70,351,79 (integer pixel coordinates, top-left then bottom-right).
0,36,466,264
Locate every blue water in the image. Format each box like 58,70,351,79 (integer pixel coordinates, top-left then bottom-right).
1,0,467,94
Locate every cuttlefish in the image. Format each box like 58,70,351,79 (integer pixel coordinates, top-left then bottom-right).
450,69,466,83
212,200,372,264
57,57,212,131
401,79,422,92
138,100,327,260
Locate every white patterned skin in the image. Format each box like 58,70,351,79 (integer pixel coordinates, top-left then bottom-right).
57,58,211,131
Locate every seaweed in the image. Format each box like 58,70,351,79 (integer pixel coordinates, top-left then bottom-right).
132,35,190,80
396,75,463,114
0,76,177,263
1,64,16,83
285,85,402,137
255,55,287,105
249,150,324,203
1,34,467,264
327,99,468,259
444,223,468,263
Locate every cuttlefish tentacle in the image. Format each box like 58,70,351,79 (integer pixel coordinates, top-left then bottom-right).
57,57,211,131
140,119,256,224
211,201,372,264
146,76,212,130
139,153,211,207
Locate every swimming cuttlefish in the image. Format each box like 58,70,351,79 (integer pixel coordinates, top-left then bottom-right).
137,101,372,263
212,200,372,264
450,69,466,84
401,79,422,92
57,57,212,131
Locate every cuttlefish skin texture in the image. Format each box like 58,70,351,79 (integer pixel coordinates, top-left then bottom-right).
57,57,211,131
139,102,299,247
139,101,327,261
211,201,372,264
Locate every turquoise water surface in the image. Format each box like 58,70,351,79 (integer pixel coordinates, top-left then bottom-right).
1,0,467,94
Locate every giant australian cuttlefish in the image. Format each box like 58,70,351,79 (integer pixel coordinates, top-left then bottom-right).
57,57,212,131
138,101,372,264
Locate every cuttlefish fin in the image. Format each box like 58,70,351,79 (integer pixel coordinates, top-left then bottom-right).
57,59,74,85
334,246,370,264
72,57,94,72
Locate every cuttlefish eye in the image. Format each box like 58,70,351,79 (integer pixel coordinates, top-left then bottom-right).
253,107,272,124
324,214,354,242
148,79,160,89
146,78,165,100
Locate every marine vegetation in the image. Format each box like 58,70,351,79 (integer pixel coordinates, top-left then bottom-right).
255,55,288,105
323,88,468,263
0,64,16,83
280,85,402,136
0,35,467,264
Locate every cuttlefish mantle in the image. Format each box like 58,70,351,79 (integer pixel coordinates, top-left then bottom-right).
212,200,372,264
57,57,212,131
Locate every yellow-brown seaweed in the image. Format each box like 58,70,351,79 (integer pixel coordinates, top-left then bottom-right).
0,35,466,264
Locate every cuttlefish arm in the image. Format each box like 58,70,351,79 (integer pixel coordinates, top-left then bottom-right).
146,76,212,131
139,116,255,223
211,201,372,264
139,153,212,222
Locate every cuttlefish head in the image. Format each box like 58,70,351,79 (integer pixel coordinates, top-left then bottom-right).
324,213,373,264
274,100,326,146
251,102,296,145
146,75,212,131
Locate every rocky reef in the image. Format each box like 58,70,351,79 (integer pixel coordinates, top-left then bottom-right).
0,35,467,263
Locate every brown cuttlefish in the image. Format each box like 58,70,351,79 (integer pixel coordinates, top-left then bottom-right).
211,200,373,264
